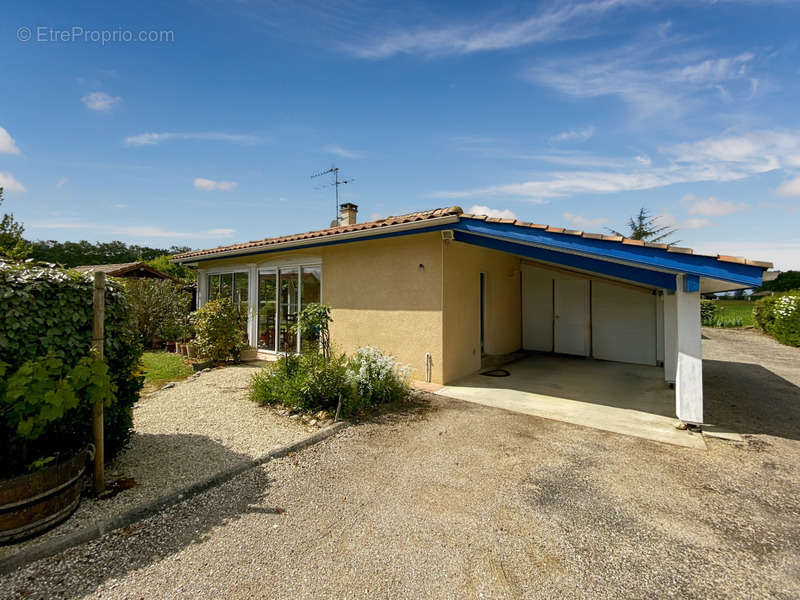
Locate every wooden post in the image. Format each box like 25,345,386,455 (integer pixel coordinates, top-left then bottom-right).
92,272,105,494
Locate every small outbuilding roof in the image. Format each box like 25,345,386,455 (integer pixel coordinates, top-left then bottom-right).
73,261,178,281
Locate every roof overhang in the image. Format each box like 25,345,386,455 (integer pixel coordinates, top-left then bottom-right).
452,219,768,290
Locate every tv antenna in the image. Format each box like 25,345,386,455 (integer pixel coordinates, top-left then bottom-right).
311,166,355,225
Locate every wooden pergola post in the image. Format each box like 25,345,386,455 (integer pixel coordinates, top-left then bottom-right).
92,272,105,494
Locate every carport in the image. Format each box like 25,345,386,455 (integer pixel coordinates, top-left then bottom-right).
440,215,773,428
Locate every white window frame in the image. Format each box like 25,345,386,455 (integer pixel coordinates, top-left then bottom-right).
256,260,323,355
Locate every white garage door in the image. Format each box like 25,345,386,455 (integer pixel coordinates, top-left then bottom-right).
591,281,657,365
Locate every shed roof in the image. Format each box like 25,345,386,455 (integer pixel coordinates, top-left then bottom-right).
73,261,178,281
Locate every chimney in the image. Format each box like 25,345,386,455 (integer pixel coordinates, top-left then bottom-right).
339,202,358,226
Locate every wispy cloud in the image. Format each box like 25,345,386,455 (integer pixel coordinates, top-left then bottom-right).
323,144,364,159
467,205,518,219
550,126,596,143
430,130,800,202
658,212,713,230
680,193,748,216
344,0,641,59
0,127,21,154
526,33,759,118
563,212,607,228
81,91,121,112
0,171,26,193
125,132,264,146
776,176,800,197
29,221,237,240
193,178,238,191
55,177,69,189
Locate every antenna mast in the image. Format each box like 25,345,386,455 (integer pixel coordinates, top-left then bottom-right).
311,165,355,225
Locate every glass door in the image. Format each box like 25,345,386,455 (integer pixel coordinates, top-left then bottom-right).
300,266,322,351
258,271,277,351
278,267,299,353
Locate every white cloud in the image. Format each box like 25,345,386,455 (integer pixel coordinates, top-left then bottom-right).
550,126,595,143
527,34,758,118
81,91,121,112
125,132,263,146
467,205,518,220
29,221,236,240
193,178,238,191
635,155,652,166
657,212,712,230
563,212,607,229
345,0,640,59
680,193,748,216
776,176,800,197
56,177,69,189
323,145,364,159
0,127,21,154
0,171,26,193
431,130,800,202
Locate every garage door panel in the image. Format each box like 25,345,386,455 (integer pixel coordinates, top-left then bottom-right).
592,281,656,365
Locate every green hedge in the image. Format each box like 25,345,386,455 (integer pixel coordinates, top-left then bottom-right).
753,292,800,347
0,260,143,477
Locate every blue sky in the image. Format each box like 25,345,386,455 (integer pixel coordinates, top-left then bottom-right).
2,0,799,268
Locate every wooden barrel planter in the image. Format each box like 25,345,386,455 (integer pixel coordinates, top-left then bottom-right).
0,447,90,544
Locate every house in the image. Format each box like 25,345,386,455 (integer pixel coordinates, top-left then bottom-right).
173,204,772,425
73,261,179,282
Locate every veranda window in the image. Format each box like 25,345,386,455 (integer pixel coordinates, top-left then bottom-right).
207,271,249,315
257,264,321,353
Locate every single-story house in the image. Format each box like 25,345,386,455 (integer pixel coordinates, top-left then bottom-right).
73,261,179,282
173,204,772,425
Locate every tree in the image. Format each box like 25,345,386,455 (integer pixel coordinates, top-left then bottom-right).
759,271,800,293
607,208,678,244
144,254,196,282
0,188,32,260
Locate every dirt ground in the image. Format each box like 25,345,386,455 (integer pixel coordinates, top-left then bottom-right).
2,328,799,599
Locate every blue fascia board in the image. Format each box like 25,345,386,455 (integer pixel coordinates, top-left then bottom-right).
454,231,677,290
454,219,765,287
187,223,455,264
684,275,701,292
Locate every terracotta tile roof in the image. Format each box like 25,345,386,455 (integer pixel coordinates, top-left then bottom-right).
173,206,773,269
172,207,463,260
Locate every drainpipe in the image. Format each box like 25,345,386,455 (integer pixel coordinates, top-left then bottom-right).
425,352,432,383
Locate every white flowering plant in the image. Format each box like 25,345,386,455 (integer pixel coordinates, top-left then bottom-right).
346,346,412,405
753,292,800,347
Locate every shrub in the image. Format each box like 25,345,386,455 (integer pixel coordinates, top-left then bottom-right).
124,278,192,346
192,298,248,362
753,292,800,347
0,259,143,477
291,303,332,359
347,346,411,405
700,300,719,326
250,352,350,413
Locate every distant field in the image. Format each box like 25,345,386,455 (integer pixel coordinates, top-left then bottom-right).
711,299,755,328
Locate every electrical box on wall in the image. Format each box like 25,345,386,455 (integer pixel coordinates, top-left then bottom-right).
441,230,454,241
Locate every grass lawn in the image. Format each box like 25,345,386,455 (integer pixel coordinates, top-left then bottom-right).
712,299,756,327
141,351,193,389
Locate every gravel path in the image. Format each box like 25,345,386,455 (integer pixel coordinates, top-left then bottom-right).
0,363,306,561
2,330,799,599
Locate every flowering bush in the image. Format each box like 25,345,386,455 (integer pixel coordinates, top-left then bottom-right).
249,346,412,416
753,292,800,347
347,346,412,405
192,298,249,362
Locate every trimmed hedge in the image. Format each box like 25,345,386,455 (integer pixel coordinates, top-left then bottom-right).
753,292,800,347
0,260,143,477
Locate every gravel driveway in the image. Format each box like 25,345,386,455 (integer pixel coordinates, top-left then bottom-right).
2,330,799,599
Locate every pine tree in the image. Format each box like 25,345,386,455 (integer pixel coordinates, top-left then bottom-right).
607,208,678,244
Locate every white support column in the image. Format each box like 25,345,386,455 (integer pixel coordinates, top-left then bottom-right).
196,269,208,309
247,264,258,348
675,274,703,424
663,291,677,383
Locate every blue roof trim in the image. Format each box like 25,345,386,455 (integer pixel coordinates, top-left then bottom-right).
188,223,455,264
454,231,677,290
454,219,765,287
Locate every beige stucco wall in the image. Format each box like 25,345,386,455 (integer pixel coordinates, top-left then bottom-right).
442,241,522,382
322,233,444,383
